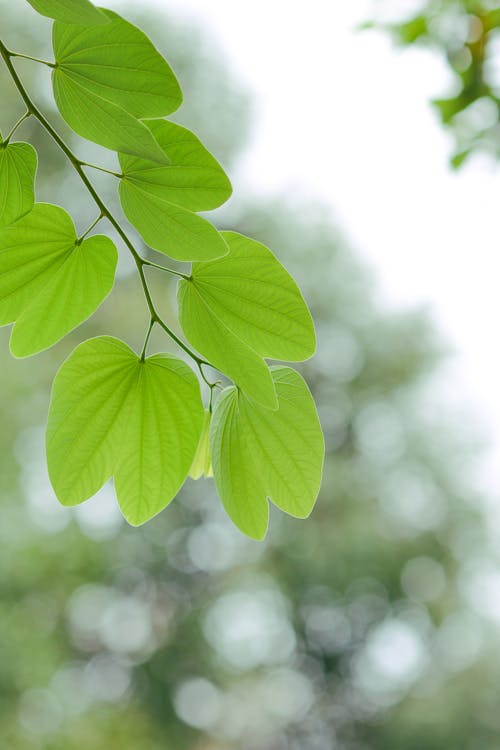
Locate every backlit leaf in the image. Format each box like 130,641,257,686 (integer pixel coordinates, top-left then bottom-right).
189,410,213,479
210,367,324,539
119,179,229,260
52,68,168,163
53,9,182,116
188,231,316,360
26,0,108,25
119,119,232,211
0,135,37,227
178,277,278,410
0,203,117,356
46,337,204,524
177,231,316,408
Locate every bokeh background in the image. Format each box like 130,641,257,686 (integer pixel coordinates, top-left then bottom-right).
1,0,500,747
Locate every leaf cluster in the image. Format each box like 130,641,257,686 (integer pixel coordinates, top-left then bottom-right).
0,0,324,539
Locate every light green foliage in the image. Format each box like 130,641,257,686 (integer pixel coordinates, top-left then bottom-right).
118,119,232,259
211,367,324,539
0,134,37,227
0,0,323,538
119,120,232,211
52,9,181,161
46,336,204,524
177,231,315,409
26,0,108,25
0,203,117,356
119,181,229,260
189,409,213,479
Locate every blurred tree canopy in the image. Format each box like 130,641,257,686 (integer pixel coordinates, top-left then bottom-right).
1,1,499,749
369,0,500,166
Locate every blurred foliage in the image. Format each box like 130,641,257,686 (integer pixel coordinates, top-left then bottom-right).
368,0,500,167
0,1,499,748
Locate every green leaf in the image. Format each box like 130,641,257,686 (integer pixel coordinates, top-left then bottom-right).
119,180,229,261
0,203,117,356
46,337,204,524
53,9,182,118
0,137,37,228
189,410,213,479
114,353,204,525
178,277,278,409
210,367,324,539
26,0,108,25
119,119,232,211
189,231,315,360
52,67,168,164
177,231,316,408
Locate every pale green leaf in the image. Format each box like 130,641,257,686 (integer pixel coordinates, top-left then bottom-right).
119,180,228,261
52,69,168,163
119,119,232,211
178,277,278,410
210,367,324,539
46,338,204,524
0,139,37,228
0,203,117,355
11,234,117,357
46,337,140,504
26,0,108,25
191,231,316,361
53,9,182,118
114,353,204,525
189,410,213,479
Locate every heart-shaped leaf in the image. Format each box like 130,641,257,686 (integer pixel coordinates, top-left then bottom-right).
210,366,324,539
0,203,117,356
46,336,205,524
0,135,37,227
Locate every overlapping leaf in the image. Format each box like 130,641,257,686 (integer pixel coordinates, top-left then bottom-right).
0,203,117,356
118,120,230,260
0,133,37,227
189,410,213,479
177,231,316,408
52,10,182,161
211,366,324,539
119,120,232,211
26,0,108,25
46,336,204,525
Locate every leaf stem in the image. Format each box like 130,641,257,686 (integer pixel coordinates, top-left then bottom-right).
140,317,155,362
79,160,123,179
7,50,56,68
0,39,211,373
77,212,105,243
4,110,31,144
141,258,190,280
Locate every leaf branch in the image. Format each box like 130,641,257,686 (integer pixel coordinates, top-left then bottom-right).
0,39,213,382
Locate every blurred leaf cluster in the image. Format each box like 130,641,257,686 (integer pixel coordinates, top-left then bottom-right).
368,0,500,167
1,1,499,749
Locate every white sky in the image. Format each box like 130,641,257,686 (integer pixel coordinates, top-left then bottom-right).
129,0,500,487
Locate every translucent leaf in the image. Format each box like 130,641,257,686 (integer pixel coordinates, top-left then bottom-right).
114,353,204,525
119,119,232,211
177,231,316,408
178,277,278,410
119,179,229,261
0,136,37,228
188,231,315,360
52,68,168,164
189,410,213,479
53,9,182,118
0,203,117,356
26,0,108,25
210,367,324,539
46,337,204,524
